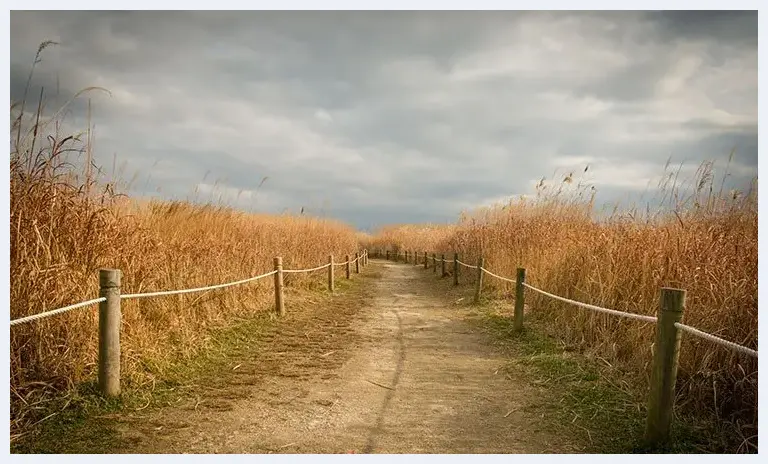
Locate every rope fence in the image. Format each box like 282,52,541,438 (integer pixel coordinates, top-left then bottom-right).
522,282,657,324
675,322,758,358
480,267,517,285
9,297,107,327
121,270,278,299
10,249,368,397
376,247,757,447
283,263,331,273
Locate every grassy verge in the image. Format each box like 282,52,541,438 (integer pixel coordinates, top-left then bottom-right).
463,293,739,454
12,270,378,454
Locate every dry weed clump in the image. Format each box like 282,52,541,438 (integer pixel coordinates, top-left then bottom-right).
371,167,757,445
10,57,360,437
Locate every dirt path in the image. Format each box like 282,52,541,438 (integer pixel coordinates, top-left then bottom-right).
112,260,564,453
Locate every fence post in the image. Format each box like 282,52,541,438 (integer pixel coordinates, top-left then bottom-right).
365,250,368,266
441,254,446,277
386,250,390,261
453,253,459,286
355,252,360,274
514,268,526,332
424,251,428,269
432,254,437,273
98,269,121,397
328,254,335,293
645,288,686,447
474,257,484,304
346,254,351,279
274,257,285,316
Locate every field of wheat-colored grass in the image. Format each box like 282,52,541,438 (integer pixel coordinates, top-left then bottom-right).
366,168,758,448
10,92,362,438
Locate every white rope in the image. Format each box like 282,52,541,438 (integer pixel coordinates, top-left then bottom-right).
480,267,516,284
11,250,366,325
333,255,361,267
283,263,331,274
675,322,757,358
523,283,657,323
456,259,478,269
122,270,278,299
10,297,107,326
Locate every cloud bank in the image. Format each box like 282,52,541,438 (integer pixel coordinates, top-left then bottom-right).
10,11,757,230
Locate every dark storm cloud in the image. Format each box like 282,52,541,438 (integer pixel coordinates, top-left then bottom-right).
10,10,758,229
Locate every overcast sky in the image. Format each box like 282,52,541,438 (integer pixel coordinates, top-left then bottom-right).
10,11,757,230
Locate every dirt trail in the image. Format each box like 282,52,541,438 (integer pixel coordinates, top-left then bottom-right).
113,260,565,454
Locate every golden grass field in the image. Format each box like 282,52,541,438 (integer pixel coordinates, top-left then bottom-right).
10,99,362,438
363,167,758,444
10,45,757,448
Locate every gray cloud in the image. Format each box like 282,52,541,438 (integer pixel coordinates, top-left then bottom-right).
10,11,757,231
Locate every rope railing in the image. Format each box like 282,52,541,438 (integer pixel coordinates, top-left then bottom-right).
283,263,331,274
480,267,516,284
11,250,368,325
9,297,107,327
522,282,657,323
11,249,368,397
675,322,757,358
456,259,478,269
121,270,278,299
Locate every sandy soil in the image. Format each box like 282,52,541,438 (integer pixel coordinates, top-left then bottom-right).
111,260,566,454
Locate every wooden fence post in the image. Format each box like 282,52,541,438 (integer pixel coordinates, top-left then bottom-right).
645,288,686,447
514,268,526,332
424,251,428,269
441,254,446,277
328,254,335,293
99,269,121,397
345,254,351,279
414,250,418,266
432,254,437,273
355,252,360,274
474,257,484,304
386,250,390,261
274,257,285,317
453,253,459,286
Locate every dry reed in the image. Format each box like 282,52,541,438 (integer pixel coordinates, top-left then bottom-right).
370,166,757,448
10,50,360,437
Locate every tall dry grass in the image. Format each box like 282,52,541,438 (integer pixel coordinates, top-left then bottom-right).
371,165,757,448
10,51,361,437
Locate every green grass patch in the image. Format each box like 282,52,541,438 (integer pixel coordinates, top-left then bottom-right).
12,271,376,454
468,303,723,454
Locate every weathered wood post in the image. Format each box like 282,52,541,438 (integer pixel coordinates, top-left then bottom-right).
274,257,285,316
99,269,121,397
328,254,335,293
514,268,526,332
441,254,447,278
474,257,484,304
414,250,418,266
645,288,686,448
432,253,437,273
424,251,428,269
453,253,459,286
345,254,351,279
386,250,390,261
355,252,360,274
